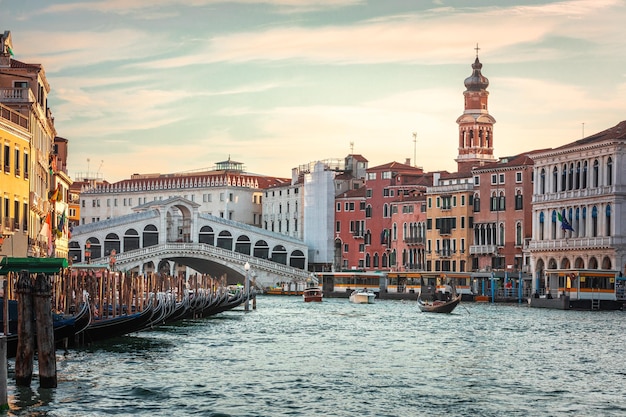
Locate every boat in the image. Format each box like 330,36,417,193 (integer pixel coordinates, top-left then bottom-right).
2,296,92,358
417,293,462,313
303,286,323,302
349,288,375,304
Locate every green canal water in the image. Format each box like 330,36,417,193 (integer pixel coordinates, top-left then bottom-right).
6,296,626,416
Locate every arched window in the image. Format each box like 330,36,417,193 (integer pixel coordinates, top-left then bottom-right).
199,226,215,245
217,230,233,250
271,245,287,265
606,204,611,236
123,228,140,252
607,157,613,186
540,169,546,194
561,164,567,191
103,233,121,256
516,222,522,246
551,210,557,239
568,163,574,190
582,161,588,189
552,167,558,193
383,203,389,218
254,240,270,259
575,162,581,189
539,212,545,240
143,224,158,247
591,206,598,237
593,160,599,187
234,235,251,254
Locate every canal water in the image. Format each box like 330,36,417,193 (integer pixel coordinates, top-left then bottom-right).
6,296,626,416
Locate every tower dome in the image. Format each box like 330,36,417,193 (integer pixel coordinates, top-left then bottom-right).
464,57,489,91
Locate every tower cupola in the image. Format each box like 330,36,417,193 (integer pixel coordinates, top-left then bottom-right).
464,57,489,91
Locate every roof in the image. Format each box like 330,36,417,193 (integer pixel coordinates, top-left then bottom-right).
553,120,626,151
0,257,68,274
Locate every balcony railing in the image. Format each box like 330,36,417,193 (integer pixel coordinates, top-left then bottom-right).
469,245,498,255
527,236,625,250
404,236,425,245
0,102,29,129
2,217,15,232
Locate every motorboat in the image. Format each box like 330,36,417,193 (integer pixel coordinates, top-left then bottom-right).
303,286,323,302
349,288,375,304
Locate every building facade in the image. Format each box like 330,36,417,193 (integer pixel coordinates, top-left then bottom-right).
425,172,474,272
528,120,626,289
79,158,285,230
1,30,57,258
471,153,536,274
363,161,430,271
263,154,367,271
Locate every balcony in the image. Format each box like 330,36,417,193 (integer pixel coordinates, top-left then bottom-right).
2,217,15,232
527,236,625,251
0,87,36,104
0,102,29,129
352,230,364,239
469,245,498,255
404,236,425,245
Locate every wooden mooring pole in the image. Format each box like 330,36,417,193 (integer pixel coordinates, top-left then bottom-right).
33,273,57,388
15,270,34,387
0,335,8,411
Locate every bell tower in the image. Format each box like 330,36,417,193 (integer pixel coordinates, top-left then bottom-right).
455,45,496,173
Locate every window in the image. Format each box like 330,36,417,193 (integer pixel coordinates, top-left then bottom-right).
382,171,392,179
515,191,523,210
593,160,599,187
474,176,480,185
3,144,9,173
499,173,505,184
23,153,29,179
516,172,522,183
367,172,376,180
336,221,340,233
491,174,497,185
14,148,20,176
607,157,613,186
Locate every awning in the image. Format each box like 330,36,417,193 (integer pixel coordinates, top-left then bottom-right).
0,257,68,274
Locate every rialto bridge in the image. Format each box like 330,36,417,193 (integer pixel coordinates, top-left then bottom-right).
69,196,310,288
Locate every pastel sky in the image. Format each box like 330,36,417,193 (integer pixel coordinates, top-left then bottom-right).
2,0,625,182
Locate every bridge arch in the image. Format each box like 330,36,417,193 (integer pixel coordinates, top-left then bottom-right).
70,196,309,286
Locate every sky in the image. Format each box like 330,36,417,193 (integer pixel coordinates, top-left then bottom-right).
2,0,625,183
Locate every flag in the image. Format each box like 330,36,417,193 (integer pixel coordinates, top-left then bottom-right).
557,210,574,232
7,46,14,56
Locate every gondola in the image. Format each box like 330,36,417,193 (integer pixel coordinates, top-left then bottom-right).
2,297,92,358
417,293,462,314
82,298,154,343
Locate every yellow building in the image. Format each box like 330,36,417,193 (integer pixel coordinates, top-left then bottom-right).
0,103,30,257
1,30,57,257
425,172,474,272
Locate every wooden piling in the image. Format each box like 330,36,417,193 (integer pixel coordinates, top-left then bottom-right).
33,273,57,388
15,270,34,387
0,335,7,411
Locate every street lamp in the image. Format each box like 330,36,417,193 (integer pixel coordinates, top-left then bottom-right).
244,261,250,312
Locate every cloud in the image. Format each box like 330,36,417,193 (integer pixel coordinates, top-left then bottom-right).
139,0,623,69
39,0,363,16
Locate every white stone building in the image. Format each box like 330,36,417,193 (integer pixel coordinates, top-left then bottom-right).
79,158,290,232
262,154,367,270
528,120,626,287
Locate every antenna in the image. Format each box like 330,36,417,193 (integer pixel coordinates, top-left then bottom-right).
582,122,585,138
97,160,104,175
349,141,354,154
412,132,417,167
